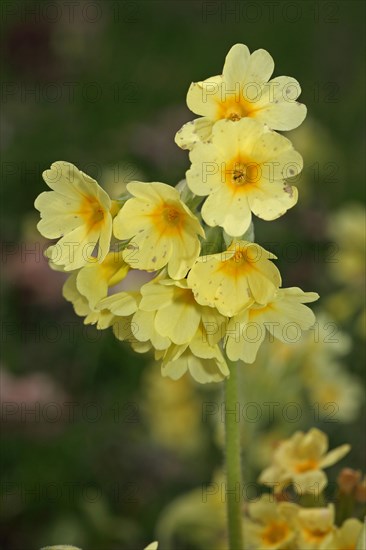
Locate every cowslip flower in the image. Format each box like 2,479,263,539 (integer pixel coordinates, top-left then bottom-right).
322,518,364,550
244,494,298,550
137,278,225,346
35,161,117,271
186,118,302,236
259,428,351,494
113,181,204,279
187,240,281,317
142,363,204,455
295,505,335,549
158,339,229,384
225,287,319,363
62,252,140,329
130,278,229,383
175,43,306,150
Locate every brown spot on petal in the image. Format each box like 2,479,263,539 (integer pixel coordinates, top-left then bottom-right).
284,185,294,198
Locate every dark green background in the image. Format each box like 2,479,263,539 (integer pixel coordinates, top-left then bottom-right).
1,1,365,549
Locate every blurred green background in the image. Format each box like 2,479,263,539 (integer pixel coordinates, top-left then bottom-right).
1,1,365,549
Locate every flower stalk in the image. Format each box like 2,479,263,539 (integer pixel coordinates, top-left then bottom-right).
225,361,244,550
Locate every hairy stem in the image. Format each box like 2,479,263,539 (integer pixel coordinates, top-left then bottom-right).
224,361,244,550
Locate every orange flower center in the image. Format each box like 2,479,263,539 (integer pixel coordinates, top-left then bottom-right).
217,96,253,121
294,459,319,473
77,195,105,230
163,206,181,225
149,202,185,236
262,521,289,546
225,158,261,191
303,527,331,543
217,249,253,280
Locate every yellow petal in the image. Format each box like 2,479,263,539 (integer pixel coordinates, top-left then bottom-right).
186,76,223,118
175,117,214,150
222,43,250,87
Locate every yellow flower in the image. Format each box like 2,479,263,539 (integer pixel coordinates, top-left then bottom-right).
305,363,364,423
131,277,229,383
187,241,281,317
144,543,158,550
175,43,306,150
322,518,364,550
259,428,351,494
63,252,139,329
113,181,204,279
296,505,335,549
225,287,319,363
328,203,365,287
186,118,302,235
138,278,225,345
244,494,298,550
141,363,204,455
35,161,116,271
157,472,226,550
158,328,229,384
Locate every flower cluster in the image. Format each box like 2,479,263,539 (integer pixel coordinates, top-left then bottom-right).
155,429,365,550
244,496,364,550
34,44,318,383
246,428,364,550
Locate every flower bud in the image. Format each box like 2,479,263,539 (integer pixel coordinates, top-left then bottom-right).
355,477,366,503
337,468,362,494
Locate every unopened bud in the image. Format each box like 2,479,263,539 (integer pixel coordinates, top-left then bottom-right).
337,468,362,494
355,477,366,503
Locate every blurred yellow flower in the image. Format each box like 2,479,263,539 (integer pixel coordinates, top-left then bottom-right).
142,363,204,455
259,428,351,494
186,118,302,235
296,505,335,549
156,472,226,550
35,161,116,270
144,543,158,550
175,43,306,150
187,240,281,317
326,203,366,338
305,363,364,423
322,518,363,550
113,181,204,279
244,494,298,550
328,203,365,288
226,287,319,363
107,276,228,377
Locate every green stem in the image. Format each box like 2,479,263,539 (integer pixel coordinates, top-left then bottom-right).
224,361,244,550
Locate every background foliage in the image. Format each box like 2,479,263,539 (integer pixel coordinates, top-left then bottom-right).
1,1,365,548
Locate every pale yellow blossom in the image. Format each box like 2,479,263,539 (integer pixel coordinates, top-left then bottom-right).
175,43,306,150
226,287,319,363
157,324,229,384
296,505,335,549
187,240,281,317
186,118,302,235
113,181,204,279
62,253,153,329
35,161,117,270
322,519,364,550
244,494,299,549
259,428,351,494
